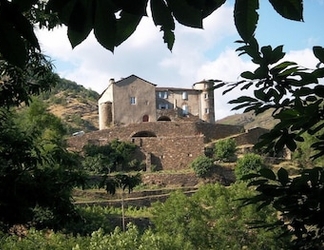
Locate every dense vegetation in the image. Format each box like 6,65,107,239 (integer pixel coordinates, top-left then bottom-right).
0,184,289,250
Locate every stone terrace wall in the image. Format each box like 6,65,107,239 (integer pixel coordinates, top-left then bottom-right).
67,121,245,170
132,135,205,171
232,127,269,146
68,122,244,151
196,123,244,142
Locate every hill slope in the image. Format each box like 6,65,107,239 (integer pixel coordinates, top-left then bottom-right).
216,109,278,130
39,77,100,134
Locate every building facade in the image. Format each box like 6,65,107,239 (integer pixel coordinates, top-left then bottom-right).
98,75,215,130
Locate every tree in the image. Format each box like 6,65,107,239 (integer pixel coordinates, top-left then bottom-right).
190,155,214,178
103,173,142,232
214,28,324,250
152,182,289,249
83,139,137,174
0,103,86,230
214,138,237,162
235,153,265,180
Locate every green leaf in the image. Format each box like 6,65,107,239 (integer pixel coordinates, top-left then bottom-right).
269,45,285,64
47,0,76,25
269,0,303,21
115,11,143,46
186,0,226,18
94,0,117,51
314,85,324,98
240,173,261,180
151,0,175,50
234,0,259,41
277,168,289,186
4,1,40,50
229,96,258,104
313,46,324,64
162,28,175,51
67,0,95,48
0,22,26,68
167,0,203,28
112,0,148,16
241,71,255,80
313,68,324,78
259,168,276,180
151,0,175,29
285,136,297,152
254,89,266,101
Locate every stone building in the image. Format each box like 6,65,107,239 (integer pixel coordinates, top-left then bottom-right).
98,75,215,129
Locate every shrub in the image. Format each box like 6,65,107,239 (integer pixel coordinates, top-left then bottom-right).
214,138,237,162
235,153,265,180
190,156,214,178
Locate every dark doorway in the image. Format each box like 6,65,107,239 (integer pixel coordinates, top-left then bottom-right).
142,115,149,122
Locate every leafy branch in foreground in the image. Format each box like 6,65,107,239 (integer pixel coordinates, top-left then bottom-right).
1,0,304,68
241,167,324,249
215,38,324,157
213,37,324,249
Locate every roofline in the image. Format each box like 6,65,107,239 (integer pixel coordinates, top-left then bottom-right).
115,74,157,86
156,87,199,92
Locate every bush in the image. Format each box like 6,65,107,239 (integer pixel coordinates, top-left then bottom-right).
190,156,214,178
235,153,265,180
214,138,237,162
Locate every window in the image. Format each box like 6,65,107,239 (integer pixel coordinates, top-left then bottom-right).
205,108,209,114
204,93,209,99
143,115,149,122
182,91,188,100
158,103,169,109
182,105,189,115
130,97,136,105
158,91,168,99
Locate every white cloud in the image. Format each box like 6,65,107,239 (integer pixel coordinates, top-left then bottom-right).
285,48,318,69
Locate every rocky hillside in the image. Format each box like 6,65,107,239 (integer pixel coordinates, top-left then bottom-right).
216,109,277,130
39,77,100,134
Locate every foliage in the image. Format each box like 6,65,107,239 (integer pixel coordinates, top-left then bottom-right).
190,155,214,178
83,140,137,174
0,103,86,230
0,224,190,250
214,138,237,162
235,153,265,180
103,173,142,195
0,0,303,68
241,167,324,249
213,14,324,250
152,182,289,249
40,77,99,103
0,50,58,108
292,133,324,168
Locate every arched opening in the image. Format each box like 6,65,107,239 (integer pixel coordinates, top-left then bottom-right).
142,115,149,122
132,131,157,137
157,116,171,121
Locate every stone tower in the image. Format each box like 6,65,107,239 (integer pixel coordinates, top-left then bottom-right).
193,80,215,123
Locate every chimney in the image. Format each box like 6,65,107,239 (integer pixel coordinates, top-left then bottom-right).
109,78,115,85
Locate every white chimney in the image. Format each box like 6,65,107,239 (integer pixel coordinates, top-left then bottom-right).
109,78,115,85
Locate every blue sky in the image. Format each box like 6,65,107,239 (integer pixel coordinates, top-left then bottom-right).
37,0,324,119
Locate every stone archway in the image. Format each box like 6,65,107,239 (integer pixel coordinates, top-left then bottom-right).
157,116,171,121
132,131,157,137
